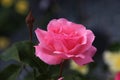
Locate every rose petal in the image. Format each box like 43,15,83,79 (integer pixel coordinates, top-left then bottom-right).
72,57,93,66
86,30,95,45
85,46,97,57
68,36,87,55
76,46,97,58
47,18,86,34
72,46,96,66
47,18,68,32
68,22,86,34
47,19,61,33
53,36,68,52
68,29,95,55
35,45,63,65
63,35,86,50
45,32,68,52
79,30,95,53
35,28,47,43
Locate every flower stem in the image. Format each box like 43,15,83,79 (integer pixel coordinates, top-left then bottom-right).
28,25,33,42
59,61,64,78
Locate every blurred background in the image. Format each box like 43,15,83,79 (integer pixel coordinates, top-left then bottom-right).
0,0,120,80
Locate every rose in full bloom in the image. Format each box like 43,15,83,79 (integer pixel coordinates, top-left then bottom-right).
115,72,120,80
35,18,96,65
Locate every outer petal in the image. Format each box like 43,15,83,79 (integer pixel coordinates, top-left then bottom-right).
35,45,63,65
47,19,62,33
72,57,93,66
76,46,97,58
47,18,86,34
68,30,95,55
35,28,47,43
47,18,67,31
67,22,86,34
86,30,95,45
78,30,95,53
72,46,97,66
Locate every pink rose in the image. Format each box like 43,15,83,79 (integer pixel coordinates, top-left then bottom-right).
35,18,96,65
115,72,120,80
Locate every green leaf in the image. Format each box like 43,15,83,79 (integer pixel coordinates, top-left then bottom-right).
0,41,36,80
0,41,59,80
0,60,34,80
16,64,34,80
14,41,35,64
0,45,19,61
15,41,49,73
108,42,120,52
0,62,20,80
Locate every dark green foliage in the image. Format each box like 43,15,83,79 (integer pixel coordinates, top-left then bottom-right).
0,41,60,80
108,42,120,52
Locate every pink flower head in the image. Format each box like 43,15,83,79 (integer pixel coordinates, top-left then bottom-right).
115,72,120,80
35,18,97,65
